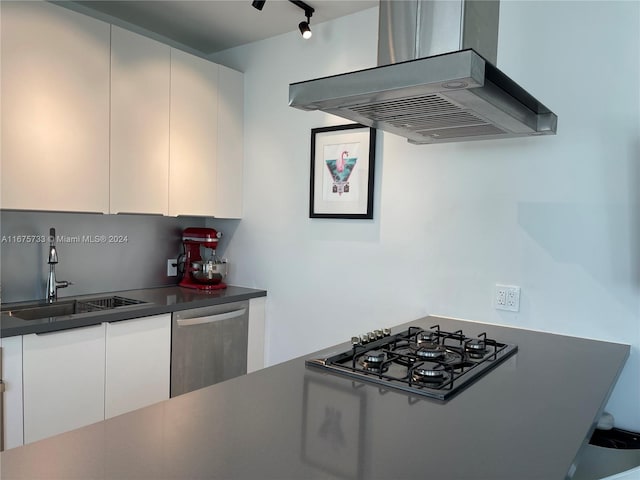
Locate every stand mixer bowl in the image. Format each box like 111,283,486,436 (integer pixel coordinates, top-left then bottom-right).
190,260,228,285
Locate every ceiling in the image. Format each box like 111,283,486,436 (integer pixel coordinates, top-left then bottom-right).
74,0,378,55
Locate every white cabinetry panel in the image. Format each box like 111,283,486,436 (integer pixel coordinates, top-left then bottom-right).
110,25,170,215
1,335,24,450
169,49,219,217
23,324,106,444
0,1,110,213
105,314,171,419
216,65,244,219
247,297,266,373
1,2,243,217
169,51,244,218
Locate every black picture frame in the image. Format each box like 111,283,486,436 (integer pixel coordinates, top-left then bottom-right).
309,124,376,219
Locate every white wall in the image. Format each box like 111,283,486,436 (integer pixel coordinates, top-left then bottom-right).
212,2,640,431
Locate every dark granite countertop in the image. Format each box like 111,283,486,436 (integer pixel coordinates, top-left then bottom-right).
0,285,267,337
0,315,629,480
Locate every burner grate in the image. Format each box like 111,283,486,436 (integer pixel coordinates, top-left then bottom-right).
307,325,518,401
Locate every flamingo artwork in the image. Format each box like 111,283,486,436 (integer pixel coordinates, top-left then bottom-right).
336,150,348,173
325,146,358,196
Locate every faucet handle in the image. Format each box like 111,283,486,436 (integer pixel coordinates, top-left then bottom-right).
48,228,58,264
48,246,58,264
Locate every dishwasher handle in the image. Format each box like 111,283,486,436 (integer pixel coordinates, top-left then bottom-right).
176,308,247,327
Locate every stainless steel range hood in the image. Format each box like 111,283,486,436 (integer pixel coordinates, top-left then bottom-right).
289,1,557,145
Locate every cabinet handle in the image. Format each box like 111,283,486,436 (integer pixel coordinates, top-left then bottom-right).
176,308,246,327
35,323,104,336
114,212,164,216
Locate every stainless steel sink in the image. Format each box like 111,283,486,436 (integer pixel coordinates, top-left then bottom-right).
79,296,146,310
2,300,82,320
1,296,147,320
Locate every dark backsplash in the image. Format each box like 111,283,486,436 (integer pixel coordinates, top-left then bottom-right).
0,211,207,303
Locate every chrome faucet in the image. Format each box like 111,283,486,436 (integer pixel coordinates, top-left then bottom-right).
46,228,70,302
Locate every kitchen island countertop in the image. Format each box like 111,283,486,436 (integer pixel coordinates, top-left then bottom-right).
0,314,629,479
0,285,266,337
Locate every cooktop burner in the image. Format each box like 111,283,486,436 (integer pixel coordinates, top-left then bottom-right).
306,325,518,400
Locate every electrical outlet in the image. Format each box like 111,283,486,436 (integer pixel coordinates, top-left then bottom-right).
167,258,177,277
495,287,507,307
506,286,520,311
495,284,520,312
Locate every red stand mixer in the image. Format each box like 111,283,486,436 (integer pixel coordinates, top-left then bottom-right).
178,227,228,290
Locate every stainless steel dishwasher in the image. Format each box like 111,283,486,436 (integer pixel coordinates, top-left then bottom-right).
171,300,249,397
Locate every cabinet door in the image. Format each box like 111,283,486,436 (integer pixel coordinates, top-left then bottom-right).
0,1,110,213
216,65,244,219
111,26,170,215
1,335,24,450
168,49,219,217
23,324,106,444
105,314,171,419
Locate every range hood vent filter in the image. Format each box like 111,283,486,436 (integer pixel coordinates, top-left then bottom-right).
347,94,505,140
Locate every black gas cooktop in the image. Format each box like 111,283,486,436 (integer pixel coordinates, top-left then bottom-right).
306,325,518,400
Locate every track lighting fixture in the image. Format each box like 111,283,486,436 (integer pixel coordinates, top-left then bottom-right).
289,0,315,40
250,0,315,39
290,1,314,39
298,16,312,39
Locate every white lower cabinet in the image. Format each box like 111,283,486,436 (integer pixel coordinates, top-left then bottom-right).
11,303,260,446
21,314,171,445
1,335,24,450
105,314,171,419
23,324,106,444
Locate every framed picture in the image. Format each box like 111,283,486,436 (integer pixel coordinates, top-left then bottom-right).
301,376,366,479
309,124,376,219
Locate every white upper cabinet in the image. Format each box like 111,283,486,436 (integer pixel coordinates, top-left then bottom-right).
110,26,171,215
1,2,243,217
169,49,219,217
169,51,244,218
0,1,110,213
215,65,244,219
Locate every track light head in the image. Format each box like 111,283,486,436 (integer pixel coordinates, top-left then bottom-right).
252,0,266,11
299,19,312,39
289,1,314,39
